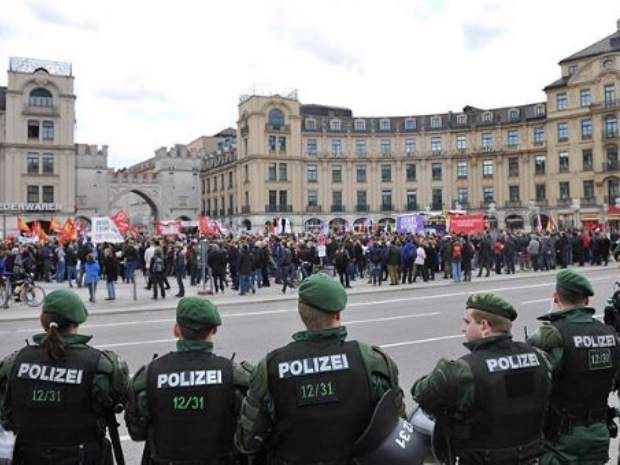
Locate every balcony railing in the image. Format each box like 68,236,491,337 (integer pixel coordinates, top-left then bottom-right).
219,209,225,217
227,208,234,216
602,161,619,172
405,202,419,211
380,203,394,212
265,204,293,213
331,204,346,213
356,204,370,212
265,123,291,133
605,130,619,139
452,201,469,209
581,196,597,207
505,200,522,208
306,205,322,213
556,198,572,208
535,199,549,207
605,195,620,204
241,205,250,214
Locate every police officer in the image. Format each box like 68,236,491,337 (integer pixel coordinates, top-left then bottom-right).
0,289,129,464
527,269,620,464
235,272,406,464
412,293,551,465
125,296,251,464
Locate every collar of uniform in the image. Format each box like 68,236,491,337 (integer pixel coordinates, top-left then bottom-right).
537,306,596,322
463,333,512,352
32,332,93,345
176,339,214,352
292,326,347,342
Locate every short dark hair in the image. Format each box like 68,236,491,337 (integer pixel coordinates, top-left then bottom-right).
470,309,512,333
556,286,587,306
179,325,214,340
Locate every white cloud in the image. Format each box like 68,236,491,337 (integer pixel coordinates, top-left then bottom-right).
0,0,618,167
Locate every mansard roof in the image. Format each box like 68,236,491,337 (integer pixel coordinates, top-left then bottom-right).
559,27,620,64
0,86,6,111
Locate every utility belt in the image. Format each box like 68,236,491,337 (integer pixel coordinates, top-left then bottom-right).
544,405,608,440
456,437,543,464
149,454,239,465
15,438,110,465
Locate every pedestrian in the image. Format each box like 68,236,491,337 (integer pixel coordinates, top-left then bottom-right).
143,240,155,290
527,269,620,464
412,240,428,282
0,289,129,464
65,243,78,287
55,243,66,283
412,293,551,464
102,246,118,301
333,242,352,288
173,242,186,297
235,272,406,463
125,296,251,464
237,243,255,295
279,241,293,294
84,252,100,303
150,247,166,299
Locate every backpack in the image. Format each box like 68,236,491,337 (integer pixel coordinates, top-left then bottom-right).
407,246,416,261
452,244,462,259
153,256,165,273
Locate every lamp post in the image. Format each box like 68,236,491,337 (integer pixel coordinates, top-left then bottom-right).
570,198,580,231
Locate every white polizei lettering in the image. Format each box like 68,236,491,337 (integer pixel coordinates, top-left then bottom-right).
180,371,191,387
168,373,180,387
157,374,168,389
195,370,206,385
53,367,67,383
277,354,351,378
76,369,83,384
17,363,30,377
573,335,616,349
16,363,84,384
485,354,541,373
29,364,41,379
157,370,224,389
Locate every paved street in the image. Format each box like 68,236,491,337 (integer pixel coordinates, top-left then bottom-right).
1,266,620,463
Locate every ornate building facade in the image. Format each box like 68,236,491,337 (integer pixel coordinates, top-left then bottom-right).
202,19,620,233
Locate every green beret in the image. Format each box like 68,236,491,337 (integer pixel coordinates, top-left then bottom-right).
466,293,517,321
556,269,594,297
298,273,347,313
177,296,221,330
42,289,88,324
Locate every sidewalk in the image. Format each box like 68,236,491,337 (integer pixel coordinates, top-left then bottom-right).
0,266,613,323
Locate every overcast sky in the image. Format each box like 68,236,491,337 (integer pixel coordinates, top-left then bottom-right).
1,0,618,168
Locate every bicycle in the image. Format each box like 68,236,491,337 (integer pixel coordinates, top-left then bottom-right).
1,274,46,308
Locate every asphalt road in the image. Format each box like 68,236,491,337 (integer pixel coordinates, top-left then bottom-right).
1,266,619,463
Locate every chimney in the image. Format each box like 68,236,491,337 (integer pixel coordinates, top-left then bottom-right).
617,18,620,31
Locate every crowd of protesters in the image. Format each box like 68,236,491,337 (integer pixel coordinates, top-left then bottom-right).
0,227,618,302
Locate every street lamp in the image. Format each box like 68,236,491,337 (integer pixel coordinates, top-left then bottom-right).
570,198,580,230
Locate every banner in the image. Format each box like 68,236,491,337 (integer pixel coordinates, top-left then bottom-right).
111,210,130,234
156,220,182,236
449,214,485,234
17,216,30,233
59,218,77,243
199,215,215,236
396,214,424,234
91,217,125,243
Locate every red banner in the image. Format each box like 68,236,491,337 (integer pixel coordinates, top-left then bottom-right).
156,220,181,236
111,210,130,234
199,215,215,236
449,214,485,234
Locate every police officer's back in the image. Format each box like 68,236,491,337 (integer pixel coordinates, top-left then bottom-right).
527,269,620,464
412,293,551,465
125,296,251,464
0,289,129,465
235,272,406,464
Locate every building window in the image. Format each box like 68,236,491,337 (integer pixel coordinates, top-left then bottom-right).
28,120,39,139
580,89,591,107
404,118,416,130
356,164,367,183
380,119,391,130
507,130,519,147
557,122,569,142
381,164,392,182
357,190,367,208
278,163,287,181
559,152,569,173
431,136,442,152
535,155,546,175
432,189,443,210
268,163,276,181
604,59,614,68
244,165,249,182
405,138,416,154
509,186,520,202
278,136,286,152
431,163,442,181
483,187,494,203
535,184,546,203
605,84,616,108
29,88,52,107
482,159,494,178
42,121,54,141
582,149,593,171
381,190,392,209
457,188,468,203
606,116,618,138
456,135,467,150
380,139,391,154
581,119,593,139
213,177,218,192
583,180,594,199
332,139,342,154
305,119,316,130
456,114,467,125
27,153,39,175
556,93,567,110
355,140,367,155
307,190,318,207
456,161,467,179
332,191,342,207
307,139,317,155
42,153,54,175
482,132,493,148
430,116,442,128
42,186,54,204
268,190,277,206
332,164,342,183
330,119,341,131
268,135,276,152
279,190,288,207
268,108,285,130
206,178,211,193
568,65,578,75
27,185,39,202
307,165,318,182
508,157,519,177
228,172,233,189
482,112,493,122
509,109,519,120
355,120,366,131
534,126,545,144
406,190,418,209
406,163,416,181
559,181,571,199
536,105,546,116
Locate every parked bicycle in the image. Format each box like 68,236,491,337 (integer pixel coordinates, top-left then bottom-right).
1,273,46,308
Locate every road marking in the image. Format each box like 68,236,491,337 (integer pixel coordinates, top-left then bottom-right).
347,312,440,325
520,299,551,305
380,334,463,348
95,338,176,349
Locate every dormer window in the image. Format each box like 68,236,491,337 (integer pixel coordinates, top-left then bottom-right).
482,112,493,123
305,119,316,130
430,116,442,128
29,88,53,107
380,119,391,130
268,108,285,130
568,65,578,76
355,119,366,131
604,58,614,69
509,109,519,121
404,118,416,130
330,119,341,131
456,114,467,125
536,104,546,116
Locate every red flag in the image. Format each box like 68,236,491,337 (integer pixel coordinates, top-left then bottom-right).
59,218,77,243
17,216,30,233
50,217,61,232
111,210,130,234
32,221,48,241
536,215,543,232
199,215,215,236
